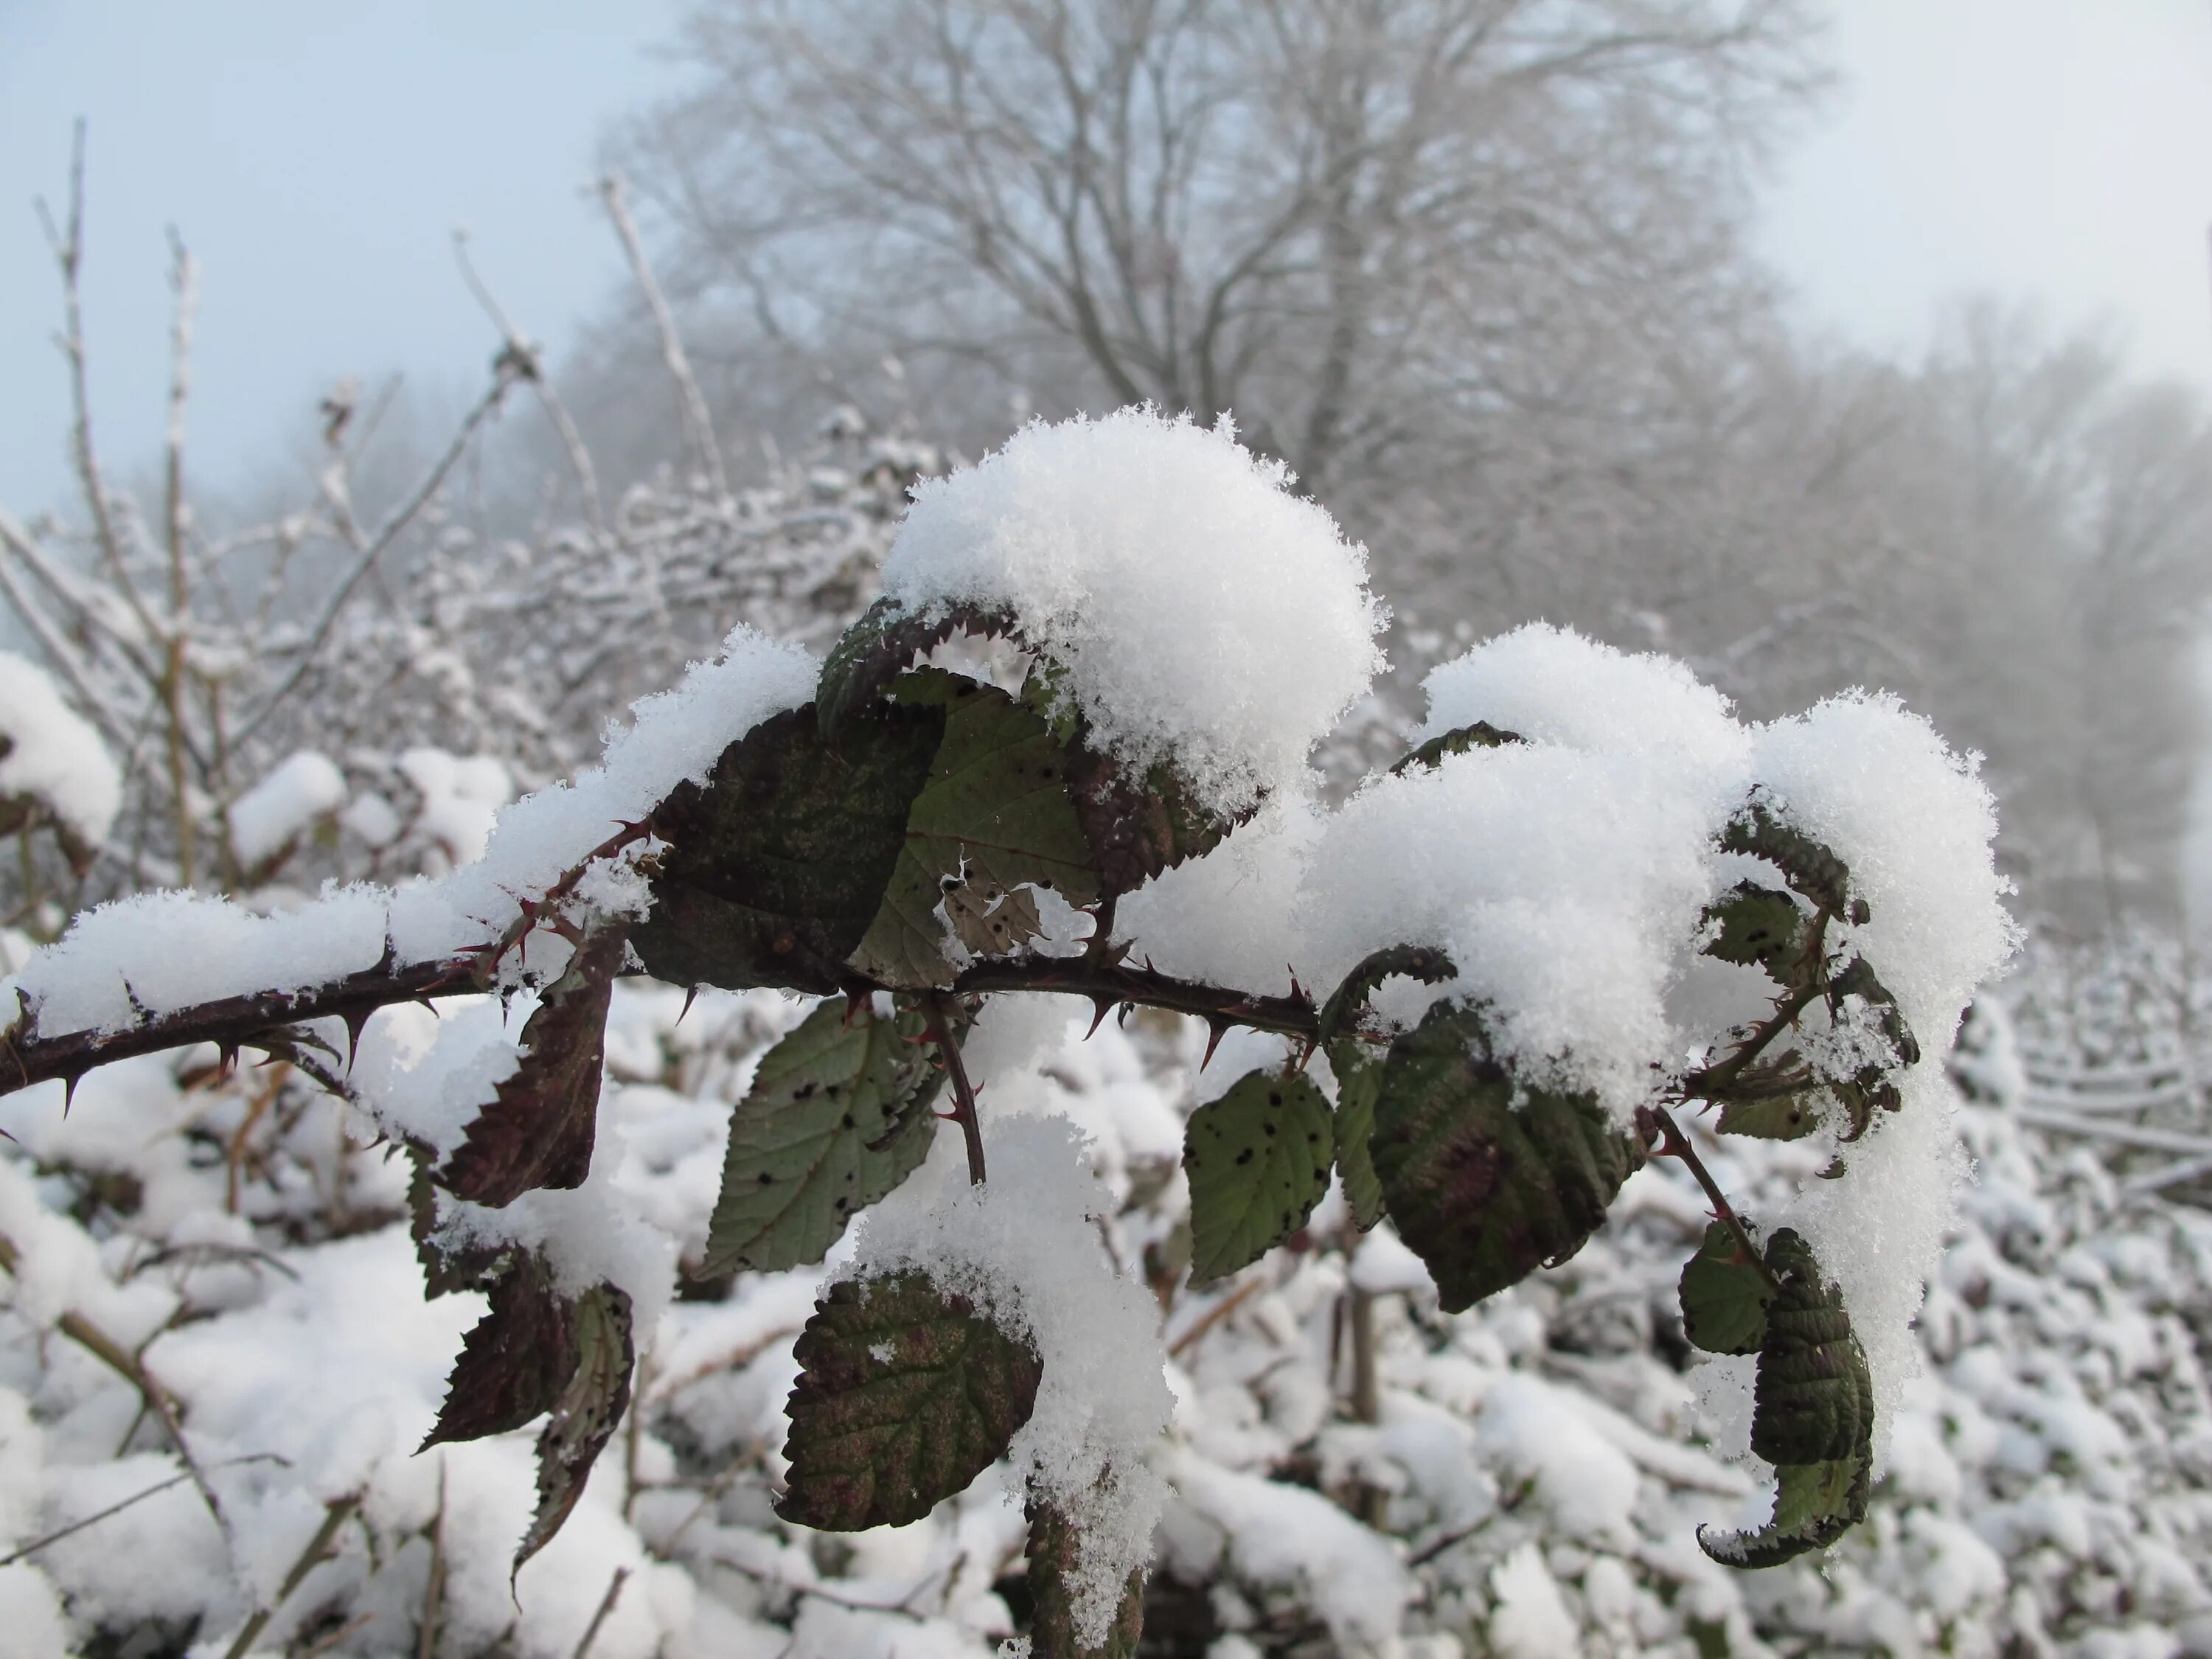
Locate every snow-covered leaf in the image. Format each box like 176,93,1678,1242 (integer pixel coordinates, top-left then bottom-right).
849,669,1099,987
1026,1498,1145,1658
1678,1219,1774,1354
700,995,942,1276
1183,1067,1334,1284
1316,943,1457,1047
778,1270,1043,1531
1368,1003,1642,1312
442,924,625,1207
633,702,940,993
1064,744,1239,900
1700,880,1815,987
815,594,1016,743
1714,1091,1825,1140
1389,718,1521,775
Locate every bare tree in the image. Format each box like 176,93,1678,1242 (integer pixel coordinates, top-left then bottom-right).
618,0,1827,495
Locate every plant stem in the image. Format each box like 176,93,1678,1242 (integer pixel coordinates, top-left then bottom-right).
1647,1107,1779,1290
571,1567,630,1659
922,994,987,1184
220,1493,359,1659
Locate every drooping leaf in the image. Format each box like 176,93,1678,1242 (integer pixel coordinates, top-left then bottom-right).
1183,1068,1334,1284
1389,720,1522,775
1328,1039,1387,1233
517,1282,634,1571
442,925,626,1207
1317,944,1458,1046
421,1253,573,1448
849,670,1100,987
1367,1003,1644,1312
700,996,942,1277
1026,1498,1146,1658
1700,1227,1873,1569
1715,1092,1825,1141
1828,956,1920,1068
1678,1220,1775,1355
1700,881,1817,989
1748,1230,1874,1468
816,596,1018,743
1719,803,1860,922
779,1270,1043,1531
408,1149,509,1298
633,700,943,994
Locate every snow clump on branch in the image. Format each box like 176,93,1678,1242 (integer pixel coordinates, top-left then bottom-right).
0,650,121,850
881,406,1388,816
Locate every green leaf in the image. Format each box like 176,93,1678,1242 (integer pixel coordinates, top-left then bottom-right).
633,701,943,995
817,597,1018,743
1715,1091,1825,1140
700,996,942,1276
1749,1229,1874,1468
849,671,1101,988
1183,1068,1335,1284
442,924,626,1208
1367,1003,1644,1312
1317,944,1457,1046
1678,1220,1775,1355
1328,1039,1387,1233
1389,720,1522,774
779,1270,1043,1531
1700,881,1815,989
518,1282,635,1573
1026,1498,1146,1658
1700,1226,1873,1569
1719,802,1861,922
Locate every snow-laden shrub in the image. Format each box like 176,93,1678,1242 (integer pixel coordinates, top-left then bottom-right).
0,410,2026,1655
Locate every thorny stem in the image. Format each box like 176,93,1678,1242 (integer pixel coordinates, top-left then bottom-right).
1646,1107,1781,1291
922,993,987,1185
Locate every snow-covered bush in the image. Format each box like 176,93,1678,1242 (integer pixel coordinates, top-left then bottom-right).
0,408,2023,1655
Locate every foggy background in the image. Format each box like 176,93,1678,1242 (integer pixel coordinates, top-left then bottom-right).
3,0,2211,933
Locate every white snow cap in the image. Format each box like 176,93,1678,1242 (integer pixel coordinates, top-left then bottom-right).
880,406,1387,815
228,751,347,869
846,1114,1173,1648
0,650,120,847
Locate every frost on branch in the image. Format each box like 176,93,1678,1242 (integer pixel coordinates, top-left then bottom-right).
0,650,120,869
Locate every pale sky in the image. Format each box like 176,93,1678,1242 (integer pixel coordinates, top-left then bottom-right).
1,1,2208,517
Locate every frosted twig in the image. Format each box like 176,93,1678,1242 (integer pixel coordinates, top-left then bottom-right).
599,173,727,496
233,366,520,750
571,1566,630,1659
0,1230,229,1525
220,1493,361,1659
0,1452,281,1569
922,992,987,1184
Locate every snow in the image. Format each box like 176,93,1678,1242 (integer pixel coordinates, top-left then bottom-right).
0,649,120,846
1487,1543,1579,1659
4,625,815,1042
228,751,347,869
842,1114,1175,1647
880,408,1387,815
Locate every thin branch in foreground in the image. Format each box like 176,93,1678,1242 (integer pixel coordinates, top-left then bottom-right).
922,992,987,1185
220,1493,361,1659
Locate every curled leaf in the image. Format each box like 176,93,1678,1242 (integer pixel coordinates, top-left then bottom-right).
816,595,1018,742
1317,944,1457,1046
1719,802,1859,921
1327,1039,1387,1233
1183,1068,1334,1283
1700,881,1816,989
779,1270,1043,1531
